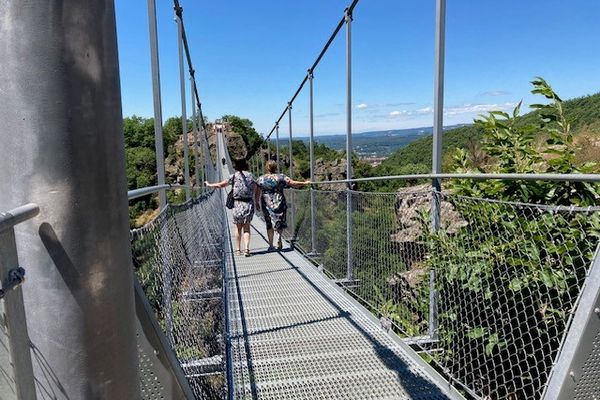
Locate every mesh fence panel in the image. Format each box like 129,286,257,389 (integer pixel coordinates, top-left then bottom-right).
285,186,600,399
286,188,348,279
131,190,226,399
430,192,600,399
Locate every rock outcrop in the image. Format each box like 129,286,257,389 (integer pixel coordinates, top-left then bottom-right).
314,158,348,190
205,122,247,161
391,184,467,243
386,184,468,292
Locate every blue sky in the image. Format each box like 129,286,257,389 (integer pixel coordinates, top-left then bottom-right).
115,0,600,137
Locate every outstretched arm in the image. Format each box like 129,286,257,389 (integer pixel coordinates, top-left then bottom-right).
205,179,229,189
287,178,311,188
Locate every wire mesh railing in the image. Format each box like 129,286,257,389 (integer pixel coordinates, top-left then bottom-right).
284,185,600,399
131,190,226,399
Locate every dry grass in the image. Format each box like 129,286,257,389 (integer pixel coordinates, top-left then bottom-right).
134,207,160,228
573,122,600,170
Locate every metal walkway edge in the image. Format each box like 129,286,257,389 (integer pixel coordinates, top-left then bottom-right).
224,212,464,399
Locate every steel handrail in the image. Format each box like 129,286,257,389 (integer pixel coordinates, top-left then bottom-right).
127,184,196,201
308,173,600,186
0,204,40,233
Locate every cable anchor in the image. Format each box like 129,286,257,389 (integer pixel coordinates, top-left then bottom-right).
0,267,26,300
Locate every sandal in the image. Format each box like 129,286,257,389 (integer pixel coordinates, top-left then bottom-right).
235,250,241,256
244,249,251,257
267,245,275,252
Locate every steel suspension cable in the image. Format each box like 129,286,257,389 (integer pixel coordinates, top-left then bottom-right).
265,0,360,140
173,0,207,132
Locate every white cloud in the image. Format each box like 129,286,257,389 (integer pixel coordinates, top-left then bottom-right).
416,107,433,114
356,103,368,109
479,90,511,97
444,102,516,116
315,112,340,119
388,103,515,117
382,102,516,121
385,102,416,107
389,110,409,118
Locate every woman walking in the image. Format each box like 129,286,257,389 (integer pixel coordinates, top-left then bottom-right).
256,160,311,251
205,158,256,257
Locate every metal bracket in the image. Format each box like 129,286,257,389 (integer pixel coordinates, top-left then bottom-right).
344,8,353,22
0,267,26,300
380,316,392,332
174,4,183,17
332,278,360,289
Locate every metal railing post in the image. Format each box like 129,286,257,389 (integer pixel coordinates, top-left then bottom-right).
288,103,294,178
267,138,271,161
275,123,280,172
191,79,200,192
429,0,446,340
0,207,39,400
345,8,354,281
147,0,167,209
288,103,295,239
176,12,191,201
308,70,317,255
202,126,209,184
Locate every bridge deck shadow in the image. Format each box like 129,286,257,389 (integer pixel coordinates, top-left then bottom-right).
224,211,463,400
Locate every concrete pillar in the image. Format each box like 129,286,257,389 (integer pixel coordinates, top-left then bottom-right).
0,1,140,398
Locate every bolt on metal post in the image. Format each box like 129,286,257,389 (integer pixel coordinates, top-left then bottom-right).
345,8,353,281
176,14,191,200
308,70,317,255
428,0,446,340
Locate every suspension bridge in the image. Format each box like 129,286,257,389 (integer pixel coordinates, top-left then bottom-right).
1,1,600,400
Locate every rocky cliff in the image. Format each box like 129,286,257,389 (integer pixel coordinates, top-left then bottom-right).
169,122,249,183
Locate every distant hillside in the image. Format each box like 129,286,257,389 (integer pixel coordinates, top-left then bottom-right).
298,124,468,157
378,91,600,173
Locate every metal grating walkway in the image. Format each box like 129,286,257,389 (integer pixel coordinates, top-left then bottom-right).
224,212,463,399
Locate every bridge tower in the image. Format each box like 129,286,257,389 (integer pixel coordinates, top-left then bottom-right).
0,1,140,398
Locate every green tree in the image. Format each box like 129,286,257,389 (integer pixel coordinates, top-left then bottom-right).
222,115,264,157
421,79,600,399
163,116,188,156
123,115,155,148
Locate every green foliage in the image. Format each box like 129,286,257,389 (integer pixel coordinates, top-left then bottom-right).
123,115,191,225
377,125,485,175
418,79,600,398
277,140,346,180
356,163,429,192
449,78,599,205
126,147,156,189
222,115,264,157
124,115,155,148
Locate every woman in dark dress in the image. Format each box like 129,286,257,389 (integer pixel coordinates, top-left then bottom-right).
256,160,311,250
205,159,257,256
